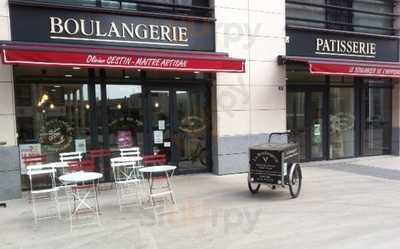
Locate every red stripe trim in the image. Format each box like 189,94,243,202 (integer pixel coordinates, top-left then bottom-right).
285,56,400,78
1,42,246,73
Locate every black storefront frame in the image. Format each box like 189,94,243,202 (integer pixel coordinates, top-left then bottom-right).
95,69,213,176
14,67,213,180
287,73,393,162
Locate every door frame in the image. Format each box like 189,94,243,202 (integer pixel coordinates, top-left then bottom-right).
143,82,212,174
287,85,328,161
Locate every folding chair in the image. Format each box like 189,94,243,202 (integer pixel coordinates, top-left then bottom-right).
27,166,61,224
120,147,141,157
111,157,144,211
60,151,84,173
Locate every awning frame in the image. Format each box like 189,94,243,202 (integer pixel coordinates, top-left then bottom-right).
1,41,245,73
279,55,400,78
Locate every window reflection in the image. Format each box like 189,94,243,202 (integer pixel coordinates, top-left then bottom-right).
329,88,355,159
362,87,391,155
16,84,91,161
106,85,143,152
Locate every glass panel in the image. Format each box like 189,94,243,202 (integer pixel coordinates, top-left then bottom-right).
329,88,355,159
311,92,323,159
175,89,208,171
15,83,91,162
353,0,394,35
362,87,391,155
287,92,306,161
150,90,171,161
106,85,144,152
287,64,326,85
286,0,326,29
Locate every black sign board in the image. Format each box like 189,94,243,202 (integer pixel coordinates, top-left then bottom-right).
10,4,215,52
287,28,399,62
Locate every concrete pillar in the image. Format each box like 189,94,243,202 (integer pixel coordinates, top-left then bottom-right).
213,0,286,174
0,0,21,201
0,0,15,146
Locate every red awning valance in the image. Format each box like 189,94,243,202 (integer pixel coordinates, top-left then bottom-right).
1,42,245,73
282,56,400,78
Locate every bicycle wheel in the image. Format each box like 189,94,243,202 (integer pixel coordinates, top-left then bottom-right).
248,181,261,194
289,163,302,198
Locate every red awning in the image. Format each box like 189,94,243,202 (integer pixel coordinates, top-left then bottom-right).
283,56,400,78
1,42,245,73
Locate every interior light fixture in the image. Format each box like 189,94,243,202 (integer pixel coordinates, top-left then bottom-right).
72,67,81,70
50,104,55,109
117,103,122,110
175,77,181,80
65,74,73,78
154,102,160,108
85,104,90,110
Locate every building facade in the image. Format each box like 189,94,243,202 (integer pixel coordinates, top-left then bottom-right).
2,0,400,200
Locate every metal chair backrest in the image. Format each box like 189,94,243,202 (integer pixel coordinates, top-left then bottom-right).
27,167,57,193
23,154,48,166
120,147,141,157
143,154,167,167
60,151,83,162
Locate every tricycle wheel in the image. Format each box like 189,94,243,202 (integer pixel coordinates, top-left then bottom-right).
248,181,261,194
289,163,302,198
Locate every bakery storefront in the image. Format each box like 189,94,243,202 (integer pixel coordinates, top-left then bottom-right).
280,28,398,162
6,2,245,180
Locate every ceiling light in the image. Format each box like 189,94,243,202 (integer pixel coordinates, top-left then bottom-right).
194,71,200,74
85,104,90,110
117,104,122,110
72,67,81,70
54,85,62,88
49,104,55,109
137,69,141,72
124,75,131,79
65,74,73,78
175,77,181,80
154,102,160,108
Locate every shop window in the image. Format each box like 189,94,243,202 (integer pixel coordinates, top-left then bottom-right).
329,88,355,159
15,83,93,162
287,64,326,85
326,0,353,31
145,71,210,81
361,84,391,155
286,0,395,35
353,0,394,35
105,84,144,152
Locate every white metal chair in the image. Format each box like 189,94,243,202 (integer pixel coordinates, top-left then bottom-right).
27,166,61,224
111,157,144,211
120,147,141,157
60,151,83,163
59,151,84,173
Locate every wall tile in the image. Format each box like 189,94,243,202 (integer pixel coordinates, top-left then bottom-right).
0,82,14,115
249,11,285,38
217,110,250,136
250,109,286,134
250,85,286,110
215,7,249,35
0,114,17,146
249,36,286,61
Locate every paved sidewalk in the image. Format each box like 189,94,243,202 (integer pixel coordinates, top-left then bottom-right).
1,156,400,249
